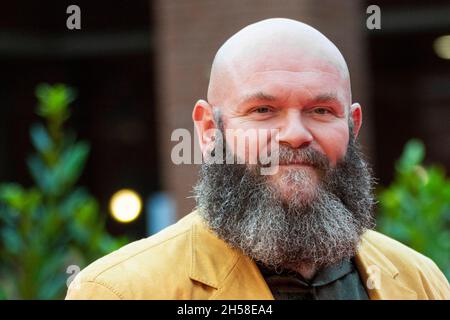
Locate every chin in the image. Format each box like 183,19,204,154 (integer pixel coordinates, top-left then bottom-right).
280,186,318,205
270,175,319,205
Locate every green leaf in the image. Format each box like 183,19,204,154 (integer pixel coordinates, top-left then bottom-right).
35,83,76,119
397,139,425,171
54,142,90,191
59,188,90,219
30,124,52,155
0,184,27,210
27,156,53,194
0,227,24,255
69,198,100,244
37,273,67,300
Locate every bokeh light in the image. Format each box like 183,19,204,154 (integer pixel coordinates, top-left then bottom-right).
109,189,142,223
433,35,450,60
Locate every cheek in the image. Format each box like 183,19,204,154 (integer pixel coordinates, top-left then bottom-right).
224,123,269,164
312,123,349,164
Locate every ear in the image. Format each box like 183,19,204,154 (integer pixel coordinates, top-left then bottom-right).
350,103,362,138
192,99,217,154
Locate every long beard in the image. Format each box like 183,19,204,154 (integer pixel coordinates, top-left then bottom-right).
193,127,376,271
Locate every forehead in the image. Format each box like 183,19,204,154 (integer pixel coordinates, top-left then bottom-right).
227,57,350,107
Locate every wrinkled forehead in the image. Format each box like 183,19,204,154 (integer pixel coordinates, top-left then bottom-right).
228,49,347,83
207,20,352,108
220,47,351,107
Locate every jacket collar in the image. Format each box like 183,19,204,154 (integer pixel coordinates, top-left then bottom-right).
354,232,418,299
188,213,274,299
188,212,417,300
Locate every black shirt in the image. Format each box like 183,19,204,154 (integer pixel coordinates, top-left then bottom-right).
256,258,369,300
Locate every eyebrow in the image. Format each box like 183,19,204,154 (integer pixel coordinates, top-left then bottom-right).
239,91,339,105
311,93,339,104
239,92,278,105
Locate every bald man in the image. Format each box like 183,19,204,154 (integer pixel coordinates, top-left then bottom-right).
66,18,450,300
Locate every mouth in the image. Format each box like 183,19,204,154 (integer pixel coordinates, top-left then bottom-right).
278,162,314,167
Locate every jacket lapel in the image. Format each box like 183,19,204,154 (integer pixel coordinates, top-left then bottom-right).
355,232,418,300
188,214,274,299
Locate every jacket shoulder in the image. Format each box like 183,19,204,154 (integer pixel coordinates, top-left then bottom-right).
362,230,450,299
66,212,203,299
363,229,432,262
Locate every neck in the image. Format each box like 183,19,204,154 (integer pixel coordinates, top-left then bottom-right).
293,263,317,280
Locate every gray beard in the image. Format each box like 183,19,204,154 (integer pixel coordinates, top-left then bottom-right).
193,126,376,272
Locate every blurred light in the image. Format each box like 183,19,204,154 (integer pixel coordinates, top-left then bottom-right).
109,189,142,223
433,35,450,60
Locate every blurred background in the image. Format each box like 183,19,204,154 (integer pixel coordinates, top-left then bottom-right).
0,0,449,298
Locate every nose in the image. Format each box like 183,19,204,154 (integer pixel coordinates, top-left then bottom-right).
276,110,313,149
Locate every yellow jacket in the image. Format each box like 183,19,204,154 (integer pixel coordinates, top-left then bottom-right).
66,210,450,300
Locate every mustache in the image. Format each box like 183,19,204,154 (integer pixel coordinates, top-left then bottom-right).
270,145,330,170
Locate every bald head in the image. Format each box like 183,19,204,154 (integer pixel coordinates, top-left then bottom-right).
194,17,362,169
207,18,351,107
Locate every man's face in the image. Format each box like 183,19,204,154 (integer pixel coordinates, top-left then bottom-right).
193,19,371,270
217,55,355,201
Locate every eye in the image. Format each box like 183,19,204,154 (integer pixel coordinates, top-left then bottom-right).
253,106,273,114
313,107,331,115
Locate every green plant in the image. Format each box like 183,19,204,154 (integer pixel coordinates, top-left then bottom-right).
377,139,450,280
0,84,128,299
